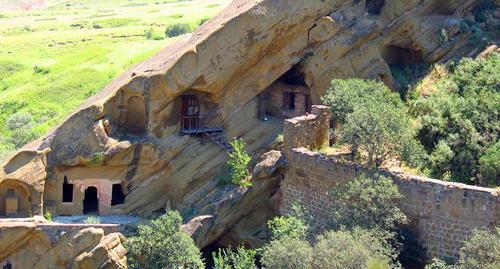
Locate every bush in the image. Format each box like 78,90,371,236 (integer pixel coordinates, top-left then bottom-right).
165,23,192,37
126,211,204,269
267,215,309,241
7,112,34,130
410,53,500,186
84,215,101,224
212,247,256,269
312,228,392,269
329,173,407,232
458,228,500,269
220,139,252,187
10,127,38,148
260,237,313,269
33,65,49,74
479,143,499,186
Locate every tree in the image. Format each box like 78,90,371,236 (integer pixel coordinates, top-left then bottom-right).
260,237,313,269
267,203,311,241
322,79,422,167
342,101,416,167
329,173,407,232
227,139,252,187
126,211,204,269
479,142,500,186
312,228,392,269
212,247,256,269
458,228,500,269
410,53,499,186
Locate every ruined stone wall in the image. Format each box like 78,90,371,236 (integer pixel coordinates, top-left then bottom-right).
280,148,500,260
283,105,331,156
280,107,499,260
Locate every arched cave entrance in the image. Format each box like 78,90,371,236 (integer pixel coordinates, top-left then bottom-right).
83,186,99,214
0,179,31,217
382,45,429,98
124,96,147,135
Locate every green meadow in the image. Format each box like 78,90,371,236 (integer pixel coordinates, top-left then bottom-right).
0,0,230,161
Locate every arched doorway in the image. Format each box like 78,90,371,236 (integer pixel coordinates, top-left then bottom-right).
83,187,99,214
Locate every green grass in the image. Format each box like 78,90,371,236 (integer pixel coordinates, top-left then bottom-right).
0,0,230,162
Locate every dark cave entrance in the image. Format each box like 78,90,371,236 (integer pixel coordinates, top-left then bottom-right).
62,176,73,203
382,45,430,99
279,63,307,87
83,186,99,214
111,184,125,206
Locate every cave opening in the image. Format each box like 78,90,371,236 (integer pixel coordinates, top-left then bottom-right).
111,184,125,206
366,0,385,16
83,186,99,215
382,45,430,99
278,62,307,87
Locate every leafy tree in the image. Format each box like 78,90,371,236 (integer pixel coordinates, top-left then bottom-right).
212,247,256,269
267,215,309,241
260,236,313,269
322,79,422,167
165,23,192,37
126,211,204,269
321,79,403,124
479,142,499,186
329,173,407,232
458,228,500,269
312,228,392,269
410,53,499,186
342,101,416,167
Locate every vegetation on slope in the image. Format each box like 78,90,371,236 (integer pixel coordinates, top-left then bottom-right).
0,0,230,161
322,53,499,187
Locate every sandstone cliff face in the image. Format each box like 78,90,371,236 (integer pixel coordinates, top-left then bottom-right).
0,223,127,269
0,0,492,250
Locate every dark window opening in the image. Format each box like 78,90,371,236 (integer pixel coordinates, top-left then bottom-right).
62,176,73,203
181,95,201,130
3,263,12,269
83,187,99,214
305,94,312,113
366,0,385,16
279,63,307,86
111,184,125,206
283,92,296,110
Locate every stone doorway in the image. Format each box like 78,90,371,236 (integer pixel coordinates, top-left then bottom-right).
83,186,99,214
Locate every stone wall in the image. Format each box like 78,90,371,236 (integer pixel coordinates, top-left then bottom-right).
280,148,500,260
283,105,331,156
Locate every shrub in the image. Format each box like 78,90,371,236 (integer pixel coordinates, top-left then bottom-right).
458,228,500,269
10,127,38,148
165,23,192,37
226,139,252,187
33,65,49,74
84,215,101,224
260,236,313,269
267,215,309,241
410,53,500,186
7,112,34,130
212,247,256,269
312,228,392,269
126,211,204,269
329,173,407,232
44,210,53,222
479,142,499,186
425,258,453,269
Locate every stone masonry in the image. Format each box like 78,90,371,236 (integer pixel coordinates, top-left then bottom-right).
279,108,500,261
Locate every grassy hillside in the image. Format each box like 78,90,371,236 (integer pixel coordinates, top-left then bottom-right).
0,0,230,161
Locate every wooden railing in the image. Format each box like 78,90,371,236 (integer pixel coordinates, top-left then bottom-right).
181,115,202,131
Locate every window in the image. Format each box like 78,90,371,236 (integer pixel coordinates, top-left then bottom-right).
111,184,125,206
62,176,73,203
283,92,296,110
